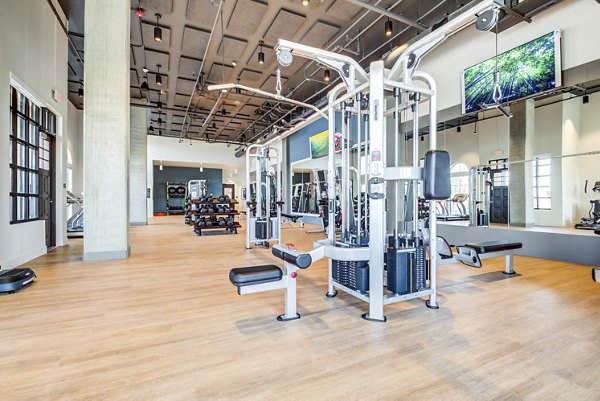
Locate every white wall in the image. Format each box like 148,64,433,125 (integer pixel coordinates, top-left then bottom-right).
419,0,600,112
146,136,245,216
0,0,69,269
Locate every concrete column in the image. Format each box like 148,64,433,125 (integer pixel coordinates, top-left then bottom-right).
83,0,130,261
508,99,535,227
129,103,148,225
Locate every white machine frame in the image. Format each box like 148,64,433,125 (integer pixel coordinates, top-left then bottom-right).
244,144,283,249
236,244,324,320
270,0,504,322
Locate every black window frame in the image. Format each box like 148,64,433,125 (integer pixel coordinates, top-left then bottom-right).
8,86,55,224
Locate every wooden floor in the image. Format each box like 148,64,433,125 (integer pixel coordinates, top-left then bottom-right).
2,216,600,400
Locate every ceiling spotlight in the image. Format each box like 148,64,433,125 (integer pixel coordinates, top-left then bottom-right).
142,66,149,73
302,0,309,6
583,94,589,104
78,81,84,97
385,18,393,37
221,108,227,116
154,14,162,42
323,69,331,82
232,60,237,66
258,40,265,65
156,64,162,85
149,125,154,133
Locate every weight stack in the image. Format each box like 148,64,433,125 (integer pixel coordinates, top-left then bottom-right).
255,219,273,240
332,260,369,293
387,246,427,294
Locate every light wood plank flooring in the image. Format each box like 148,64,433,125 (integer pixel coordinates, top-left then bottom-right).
1,216,599,400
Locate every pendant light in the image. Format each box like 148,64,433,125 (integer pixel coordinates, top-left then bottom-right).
156,64,162,86
154,13,162,42
221,107,227,116
159,160,163,171
302,0,309,6
148,125,154,133
385,17,393,37
142,66,149,73
473,120,478,135
78,81,84,97
323,69,331,82
258,40,265,65
200,163,204,173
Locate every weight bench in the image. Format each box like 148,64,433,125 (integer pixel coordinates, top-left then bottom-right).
438,239,523,275
229,244,313,321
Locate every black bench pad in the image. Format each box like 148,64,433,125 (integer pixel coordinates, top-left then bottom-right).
464,240,522,254
595,229,600,236
229,265,282,287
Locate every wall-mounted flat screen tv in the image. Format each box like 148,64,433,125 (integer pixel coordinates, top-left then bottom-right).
462,31,561,114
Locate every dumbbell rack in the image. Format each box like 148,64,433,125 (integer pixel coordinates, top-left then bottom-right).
191,197,241,236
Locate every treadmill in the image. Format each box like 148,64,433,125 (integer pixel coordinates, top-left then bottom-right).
438,194,470,221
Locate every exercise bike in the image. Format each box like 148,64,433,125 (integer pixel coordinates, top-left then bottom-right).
574,180,600,230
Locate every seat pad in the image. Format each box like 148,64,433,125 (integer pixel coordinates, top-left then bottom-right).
463,240,522,254
229,265,282,287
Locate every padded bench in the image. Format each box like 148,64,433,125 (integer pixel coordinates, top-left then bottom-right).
229,265,282,288
456,240,523,274
463,241,523,254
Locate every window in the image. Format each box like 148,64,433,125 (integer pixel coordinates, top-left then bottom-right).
8,86,55,224
489,158,509,187
450,163,470,214
533,156,551,210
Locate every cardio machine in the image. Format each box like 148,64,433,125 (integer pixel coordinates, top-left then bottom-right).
593,229,600,283
574,180,600,230
437,194,469,221
66,191,84,238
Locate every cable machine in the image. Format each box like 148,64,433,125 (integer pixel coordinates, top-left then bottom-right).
227,0,506,322
244,144,282,249
271,0,504,321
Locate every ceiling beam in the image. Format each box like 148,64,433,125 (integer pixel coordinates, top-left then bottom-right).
344,0,429,31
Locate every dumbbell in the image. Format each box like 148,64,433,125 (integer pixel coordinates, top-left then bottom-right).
218,195,226,202
200,206,208,214
218,217,226,226
222,205,230,213
205,218,214,227
224,195,231,203
226,217,234,226
216,205,224,213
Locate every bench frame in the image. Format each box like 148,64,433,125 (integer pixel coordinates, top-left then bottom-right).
232,244,323,321
455,246,517,275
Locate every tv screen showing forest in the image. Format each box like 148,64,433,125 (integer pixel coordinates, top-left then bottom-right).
462,31,561,114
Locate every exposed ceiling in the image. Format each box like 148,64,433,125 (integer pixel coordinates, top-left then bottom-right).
58,0,562,145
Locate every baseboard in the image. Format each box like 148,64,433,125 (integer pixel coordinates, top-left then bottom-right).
1,246,47,270
129,221,147,226
82,246,131,262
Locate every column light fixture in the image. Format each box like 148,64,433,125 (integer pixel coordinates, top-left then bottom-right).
385,17,393,37
154,13,162,42
156,64,162,86
258,40,265,65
